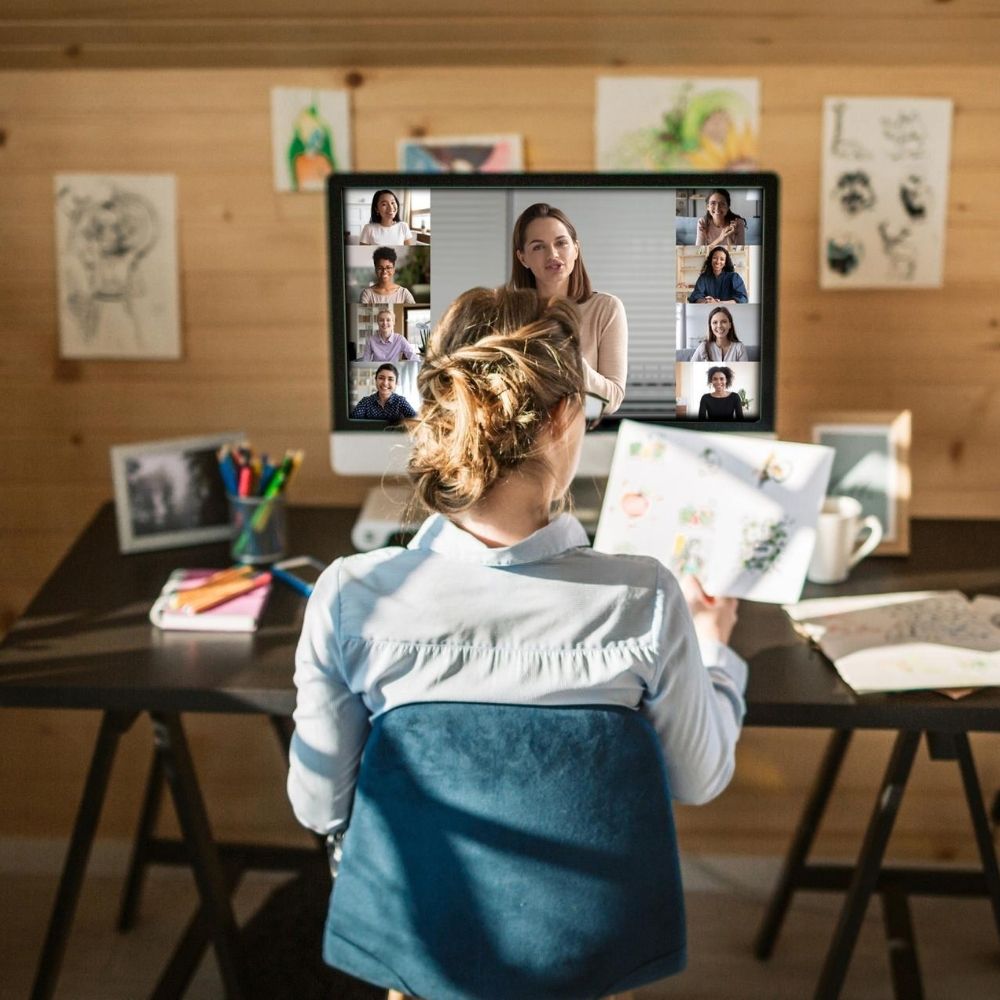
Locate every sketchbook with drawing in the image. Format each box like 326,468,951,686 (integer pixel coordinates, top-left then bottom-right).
593,422,834,604
783,591,1000,695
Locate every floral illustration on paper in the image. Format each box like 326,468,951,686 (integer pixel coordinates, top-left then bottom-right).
740,516,793,573
755,452,792,488
672,534,706,577
628,438,667,462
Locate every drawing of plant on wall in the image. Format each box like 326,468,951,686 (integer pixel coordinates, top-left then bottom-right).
597,77,760,172
271,87,351,193
740,516,793,573
54,175,180,360
679,505,715,528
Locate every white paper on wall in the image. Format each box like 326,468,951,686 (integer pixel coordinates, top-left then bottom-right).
54,174,180,360
820,97,953,289
593,422,833,604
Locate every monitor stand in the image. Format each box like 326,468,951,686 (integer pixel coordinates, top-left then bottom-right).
352,477,607,551
352,483,423,551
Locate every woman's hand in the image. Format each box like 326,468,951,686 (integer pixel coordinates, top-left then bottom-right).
681,575,738,647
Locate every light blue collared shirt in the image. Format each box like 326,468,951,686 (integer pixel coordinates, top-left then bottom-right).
288,513,748,835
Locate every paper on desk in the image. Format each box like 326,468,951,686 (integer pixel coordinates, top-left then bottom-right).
784,591,1000,694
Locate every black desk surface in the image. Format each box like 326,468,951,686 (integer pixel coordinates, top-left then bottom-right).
2,503,999,731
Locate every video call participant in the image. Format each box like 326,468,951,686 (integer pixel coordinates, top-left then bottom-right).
696,189,747,249
688,247,748,305
509,203,627,415
360,247,416,305
359,189,417,246
361,309,419,363
349,363,417,420
290,286,746,855
698,366,744,421
691,306,747,362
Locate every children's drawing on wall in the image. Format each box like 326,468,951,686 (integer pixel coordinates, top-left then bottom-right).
397,135,523,173
594,422,833,604
54,174,180,360
820,97,952,289
596,77,760,172
271,87,351,192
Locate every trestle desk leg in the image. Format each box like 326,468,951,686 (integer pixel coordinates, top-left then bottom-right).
813,729,921,1000
151,712,250,1000
952,733,1000,941
30,710,138,1000
754,728,853,960
118,746,165,931
880,887,923,1000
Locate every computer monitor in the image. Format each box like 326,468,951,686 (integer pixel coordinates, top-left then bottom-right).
328,172,779,478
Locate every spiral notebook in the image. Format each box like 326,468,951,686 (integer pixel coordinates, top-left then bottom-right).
149,568,272,633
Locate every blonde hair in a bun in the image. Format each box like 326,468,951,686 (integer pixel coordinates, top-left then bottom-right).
408,287,584,515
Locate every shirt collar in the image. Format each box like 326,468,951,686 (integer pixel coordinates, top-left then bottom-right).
408,512,590,566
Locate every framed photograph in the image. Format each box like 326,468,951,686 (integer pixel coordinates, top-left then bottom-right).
110,432,244,553
810,410,911,555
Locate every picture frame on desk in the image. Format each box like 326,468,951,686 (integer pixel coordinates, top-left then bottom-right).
110,431,244,553
810,410,911,555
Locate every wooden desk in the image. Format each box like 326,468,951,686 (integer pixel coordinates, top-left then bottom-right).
736,519,1000,1000
2,504,999,999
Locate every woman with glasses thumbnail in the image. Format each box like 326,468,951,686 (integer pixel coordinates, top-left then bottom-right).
509,203,627,415
291,286,746,877
360,247,416,305
696,189,747,249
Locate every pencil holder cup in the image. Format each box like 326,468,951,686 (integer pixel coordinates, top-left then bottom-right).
228,495,287,564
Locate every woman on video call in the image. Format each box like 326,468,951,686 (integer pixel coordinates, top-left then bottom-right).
359,189,417,246
361,309,418,363
348,362,416,420
508,203,627,415
290,286,746,865
688,246,749,305
360,247,416,305
698,365,744,421
691,306,747,363
696,189,747,249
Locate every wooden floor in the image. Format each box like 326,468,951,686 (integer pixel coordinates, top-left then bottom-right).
1,845,997,999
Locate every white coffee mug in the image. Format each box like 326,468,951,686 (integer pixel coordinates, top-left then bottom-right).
807,496,883,585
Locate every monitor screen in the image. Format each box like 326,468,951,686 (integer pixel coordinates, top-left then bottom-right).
327,172,779,476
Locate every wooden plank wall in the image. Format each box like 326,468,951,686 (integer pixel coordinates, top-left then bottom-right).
1,62,998,856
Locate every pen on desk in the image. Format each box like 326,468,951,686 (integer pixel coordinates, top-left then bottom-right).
270,565,315,598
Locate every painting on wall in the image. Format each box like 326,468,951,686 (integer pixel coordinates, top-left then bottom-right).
811,410,911,555
397,134,524,172
596,77,760,172
271,87,351,192
54,174,180,360
820,97,952,289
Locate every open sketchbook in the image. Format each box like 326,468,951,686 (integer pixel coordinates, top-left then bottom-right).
594,422,833,604
784,591,1000,694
